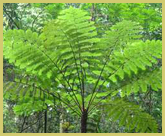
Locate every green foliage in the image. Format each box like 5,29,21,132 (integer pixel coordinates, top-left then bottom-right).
87,110,101,133
118,68,162,97
103,98,158,133
32,3,65,19
83,3,162,40
3,3,51,31
3,100,18,133
13,98,47,116
3,7,162,133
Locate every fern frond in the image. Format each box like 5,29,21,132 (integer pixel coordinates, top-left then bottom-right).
103,99,158,133
100,20,142,51
104,40,162,83
118,68,162,97
92,67,161,100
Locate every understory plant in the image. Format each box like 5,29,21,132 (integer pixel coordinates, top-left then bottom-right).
3,7,162,133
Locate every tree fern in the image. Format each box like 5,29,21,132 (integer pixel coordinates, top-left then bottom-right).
3,7,162,133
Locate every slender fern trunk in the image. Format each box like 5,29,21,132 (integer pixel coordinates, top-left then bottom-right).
81,110,88,133
44,110,47,133
60,112,64,133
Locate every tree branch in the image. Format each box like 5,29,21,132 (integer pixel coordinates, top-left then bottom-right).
3,5,20,29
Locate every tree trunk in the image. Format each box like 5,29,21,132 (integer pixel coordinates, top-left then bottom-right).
91,3,96,21
81,110,88,133
44,110,47,133
60,112,64,133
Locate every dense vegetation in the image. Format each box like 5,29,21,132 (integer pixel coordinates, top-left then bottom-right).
3,3,162,133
